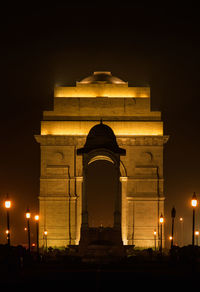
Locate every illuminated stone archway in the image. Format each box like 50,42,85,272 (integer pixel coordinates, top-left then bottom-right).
35,71,168,249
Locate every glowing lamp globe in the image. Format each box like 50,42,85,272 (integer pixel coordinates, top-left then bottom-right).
34,215,39,221
159,214,164,224
191,193,198,207
26,209,31,219
5,200,11,209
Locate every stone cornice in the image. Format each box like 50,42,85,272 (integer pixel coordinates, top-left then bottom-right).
35,135,169,146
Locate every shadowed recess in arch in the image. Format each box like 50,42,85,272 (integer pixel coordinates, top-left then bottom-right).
86,160,117,228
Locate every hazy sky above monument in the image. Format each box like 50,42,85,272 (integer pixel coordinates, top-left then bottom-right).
0,3,200,245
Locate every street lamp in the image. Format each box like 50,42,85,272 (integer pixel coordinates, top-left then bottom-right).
159,214,164,254
43,230,48,253
195,231,199,246
25,208,31,252
191,192,198,246
171,206,176,249
153,231,157,251
4,194,11,246
179,217,184,246
34,215,39,257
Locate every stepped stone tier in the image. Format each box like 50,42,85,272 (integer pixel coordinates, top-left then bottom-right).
35,71,168,249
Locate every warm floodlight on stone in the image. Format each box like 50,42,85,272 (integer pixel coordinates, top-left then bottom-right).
35,71,169,250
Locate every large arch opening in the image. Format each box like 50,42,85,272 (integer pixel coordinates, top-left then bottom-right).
77,122,126,252
86,159,117,228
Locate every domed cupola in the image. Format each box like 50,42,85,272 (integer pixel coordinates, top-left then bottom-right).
78,71,127,85
77,121,126,155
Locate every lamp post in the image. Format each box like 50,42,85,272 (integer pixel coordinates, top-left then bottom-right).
43,230,48,253
4,194,11,246
179,217,183,246
159,214,164,254
34,215,39,257
171,206,176,248
153,231,157,251
191,192,197,246
195,231,199,246
25,208,31,252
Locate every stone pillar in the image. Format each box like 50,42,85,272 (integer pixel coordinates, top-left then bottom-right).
75,176,83,244
113,161,121,231
81,157,88,231
69,195,77,245
127,199,134,245
120,176,128,245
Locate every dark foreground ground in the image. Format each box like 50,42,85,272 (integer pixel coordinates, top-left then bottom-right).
0,245,199,291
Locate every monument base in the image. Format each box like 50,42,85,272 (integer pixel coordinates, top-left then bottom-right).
79,227,125,262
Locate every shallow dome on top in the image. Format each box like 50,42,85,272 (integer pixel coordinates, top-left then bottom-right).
79,72,127,85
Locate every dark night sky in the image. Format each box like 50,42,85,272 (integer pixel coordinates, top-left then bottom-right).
0,3,200,246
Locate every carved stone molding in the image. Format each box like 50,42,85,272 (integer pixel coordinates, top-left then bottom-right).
35,134,169,146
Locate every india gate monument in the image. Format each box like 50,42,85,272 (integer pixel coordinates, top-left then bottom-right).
35,72,168,252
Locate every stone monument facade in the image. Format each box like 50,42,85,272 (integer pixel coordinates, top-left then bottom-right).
35,72,168,249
